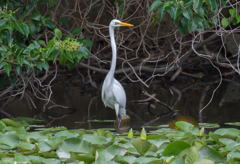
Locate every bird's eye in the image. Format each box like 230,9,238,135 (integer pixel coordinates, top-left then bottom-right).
115,22,119,25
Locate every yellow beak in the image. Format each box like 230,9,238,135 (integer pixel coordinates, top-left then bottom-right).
119,22,134,27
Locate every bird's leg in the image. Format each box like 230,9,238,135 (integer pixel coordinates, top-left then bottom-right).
114,103,120,133
117,114,122,133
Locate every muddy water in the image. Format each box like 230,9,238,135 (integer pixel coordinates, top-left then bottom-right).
1,74,240,131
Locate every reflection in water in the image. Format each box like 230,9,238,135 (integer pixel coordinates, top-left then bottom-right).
1,75,240,131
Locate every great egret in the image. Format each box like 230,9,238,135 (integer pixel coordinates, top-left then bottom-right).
101,19,133,133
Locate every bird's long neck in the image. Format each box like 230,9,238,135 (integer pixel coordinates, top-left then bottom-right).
106,26,117,85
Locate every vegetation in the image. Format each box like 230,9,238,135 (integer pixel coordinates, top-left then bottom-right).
0,118,239,163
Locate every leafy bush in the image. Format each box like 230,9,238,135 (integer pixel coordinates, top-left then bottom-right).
149,0,228,34
0,0,92,78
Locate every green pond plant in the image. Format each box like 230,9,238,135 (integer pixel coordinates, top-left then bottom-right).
0,117,239,163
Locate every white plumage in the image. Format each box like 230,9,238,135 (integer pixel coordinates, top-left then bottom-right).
101,19,133,133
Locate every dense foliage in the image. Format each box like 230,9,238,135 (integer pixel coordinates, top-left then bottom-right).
0,0,91,79
149,0,230,34
0,118,239,163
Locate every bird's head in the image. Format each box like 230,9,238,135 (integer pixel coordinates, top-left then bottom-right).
110,19,134,28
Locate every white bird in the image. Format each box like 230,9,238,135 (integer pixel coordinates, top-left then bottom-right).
101,19,133,133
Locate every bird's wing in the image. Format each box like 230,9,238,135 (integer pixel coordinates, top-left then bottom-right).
112,79,126,108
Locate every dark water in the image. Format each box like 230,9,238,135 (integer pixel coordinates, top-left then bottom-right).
1,74,240,131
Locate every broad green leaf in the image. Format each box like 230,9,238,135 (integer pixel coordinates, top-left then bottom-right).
23,59,33,67
54,29,62,39
183,7,193,20
158,5,166,21
178,146,198,164
1,118,22,127
4,64,11,76
0,133,19,148
178,18,188,34
71,152,95,163
38,141,52,152
64,50,74,63
173,5,182,21
19,142,35,150
0,19,8,26
198,145,225,162
79,47,90,58
16,65,22,75
72,27,82,35
52,49,58,63
56,138,93,158
14,21,29,37
38,40,46,46
0,121,6,130
59,50,67,65
221,18,229,28
149,1,162,12
58,17,69,24
42,61,49,71
45,19,56,29
30,11,41,21
193,0,203,10
84,38,93,47
67,61,75,70
188,20,197,33
81,134,108,145
36,61,43,71
194,158,214,164
175,121,194,132
229,9,236,17
220,0,226,6
132,137,158,156
132,156,163,164
162,141,191,156
184,0,193,7
214,128,240,137
27,22,36,36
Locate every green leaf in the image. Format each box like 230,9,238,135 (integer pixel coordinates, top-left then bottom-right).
0,19,8,27
59,50,67,65
36,61,42,71
44,19,56,29
38,40,46,46
54,29,62,39
14,21,29,38
173,5,182,21
220,0,226,6
183,7,193,20
162,141,191,156
30,11,41,21
23,59,33,67
1,118,22,127
64,50,74,63
42,61,49,71
79,47,90,58
132,137,158,156
56,138,93,158
198,145,225,163
58,17,69,24
149,1,162,12
221,18,229,28
178,146,198,164
84,38,93,48
188,20,197,33
66,60,75,70
184,0,193,7
0,133,19,148
52,49,58,63
158,5,166,21
193,0,203,10
70,153,95,163
178,19,188,34
236,15,240,24
16,65,22,75
72,27,82,35
4,64,11,76
229,9,236,17
175,121,194,132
